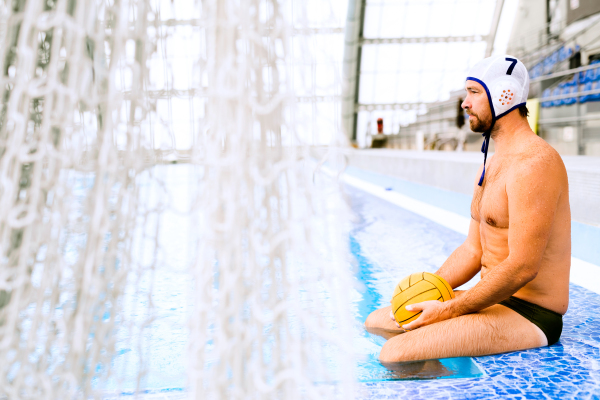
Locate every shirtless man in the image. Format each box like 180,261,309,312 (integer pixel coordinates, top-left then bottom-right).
365,55,571,363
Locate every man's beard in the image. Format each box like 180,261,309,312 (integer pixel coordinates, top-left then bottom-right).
468,111,492,133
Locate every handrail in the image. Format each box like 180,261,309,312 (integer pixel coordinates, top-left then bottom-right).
538,115,600,124
507,18,565,49
540,87,600,102
516,15,600,67
530,63,600,83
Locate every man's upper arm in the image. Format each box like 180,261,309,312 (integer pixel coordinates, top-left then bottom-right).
464,217,482,256
506,157,564,279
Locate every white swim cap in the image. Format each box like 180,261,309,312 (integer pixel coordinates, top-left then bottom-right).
466,55,530,186
466,55,529,120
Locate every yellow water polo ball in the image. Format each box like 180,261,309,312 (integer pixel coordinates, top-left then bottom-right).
391,272,455,325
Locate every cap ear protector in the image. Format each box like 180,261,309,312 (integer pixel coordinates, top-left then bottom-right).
490,76,524,117
465,55,529,186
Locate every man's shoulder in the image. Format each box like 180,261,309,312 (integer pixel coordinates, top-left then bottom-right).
508,136,567,186
510,135,562,167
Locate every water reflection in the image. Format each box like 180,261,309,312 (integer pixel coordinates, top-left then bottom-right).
379,359,453,380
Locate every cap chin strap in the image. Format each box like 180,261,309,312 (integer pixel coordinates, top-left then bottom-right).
477,101,528,186
477,121,495,187
465,77,504,186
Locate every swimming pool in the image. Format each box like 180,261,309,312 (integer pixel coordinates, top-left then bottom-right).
98,164,484,395
99,164,600,398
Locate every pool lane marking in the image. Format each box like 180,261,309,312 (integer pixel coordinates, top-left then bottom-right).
338,170,600,296
342,173,470,235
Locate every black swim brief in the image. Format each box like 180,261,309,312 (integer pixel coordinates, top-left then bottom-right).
498,296,563,346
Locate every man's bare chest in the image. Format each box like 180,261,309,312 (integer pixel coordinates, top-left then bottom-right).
471,167,510,229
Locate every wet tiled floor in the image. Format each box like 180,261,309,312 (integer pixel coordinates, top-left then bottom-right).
356,284,600,399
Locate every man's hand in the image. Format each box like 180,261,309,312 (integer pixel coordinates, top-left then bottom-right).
400,300,455,331
389,310,407,332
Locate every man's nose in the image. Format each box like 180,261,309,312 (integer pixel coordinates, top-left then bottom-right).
461,99,469,109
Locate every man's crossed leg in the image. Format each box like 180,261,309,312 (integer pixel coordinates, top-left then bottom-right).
365,304,547,363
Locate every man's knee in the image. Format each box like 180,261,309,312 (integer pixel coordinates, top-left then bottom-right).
379,336,412,363
379,340,398,363
364,306,390,329
364,309,380,329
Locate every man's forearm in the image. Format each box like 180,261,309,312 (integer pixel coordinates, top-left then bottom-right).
445,257,537,317
435,243,481,289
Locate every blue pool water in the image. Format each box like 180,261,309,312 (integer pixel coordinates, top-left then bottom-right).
102,165,485,393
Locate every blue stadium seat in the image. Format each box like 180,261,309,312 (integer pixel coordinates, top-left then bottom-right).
562,83,577,105
580,82,593,103
581,67,596,83
536,63,543,77
543,56,554,75
541,88,552,108
559,46,568,62
566,46,573,59
592,60,600,82
590,81,600,102
552,86,563,107
530,63,542,79
570,74,579,85
579,60,600,83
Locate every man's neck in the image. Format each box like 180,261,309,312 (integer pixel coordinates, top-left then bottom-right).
490,111,534,155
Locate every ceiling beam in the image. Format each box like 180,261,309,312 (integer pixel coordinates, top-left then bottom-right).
355,102,424,112
485,0,505,57
341,0,367,142
148,19,344,34
361,35,487,45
